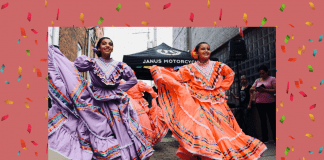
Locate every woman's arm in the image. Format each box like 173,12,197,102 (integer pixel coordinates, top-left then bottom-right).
117,65,138,92
139,81,158,98
220,64,235,91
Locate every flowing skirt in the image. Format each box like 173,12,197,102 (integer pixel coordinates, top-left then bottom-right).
151,66,267,160
48,45,153,160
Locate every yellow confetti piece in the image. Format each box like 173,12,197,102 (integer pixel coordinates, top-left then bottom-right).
5,100,13,104
303,157,305,160
45,112,47,119
309,114,315,121
298,47,302,55
305,22,313,26
276,137,279,140
27,84,29,89
23,36,28,38
276,105,278,112
311,86,316,89
207,0,210,8
292,35,294,39
23,147,28,150
280,101,283,107
309,2,315,10
276,26,279,28
80,13,84,21
302,45,305,53
18,66,22,75
52,21,54,26
44,97,48,100
306,134,313,138
45,0,47,8
243,13,247,22
33,66,35,72
25,102,29,108
292,146,294,151
112,25,114,27
145,2,151,9
142,21,149,26
214,21,217,26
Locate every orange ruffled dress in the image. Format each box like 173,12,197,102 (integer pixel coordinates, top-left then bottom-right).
150,60,267,160
123,80,169,145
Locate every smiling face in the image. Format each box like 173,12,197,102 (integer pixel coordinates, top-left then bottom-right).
97,38,113,59
197,43,211,62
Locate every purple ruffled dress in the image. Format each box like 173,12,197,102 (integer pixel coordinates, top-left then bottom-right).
48,45,154,160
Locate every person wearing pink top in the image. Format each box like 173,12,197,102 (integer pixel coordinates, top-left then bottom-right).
249,65,276,144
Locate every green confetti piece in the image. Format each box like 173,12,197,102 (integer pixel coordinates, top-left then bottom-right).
280,4,285,12
46,75,48,81
5,81,9,84
313,49,317,57
26,50,30,56
136,66,142,68
308,65,313,72
320,35,323,42
320,80,323,85
280,115,285,123
18,75,21,81
18,39,20,43
98,17,104,25
116,3,121,11
309,39,313,42
319,146,323,153
17,151,20,155
309,151,313,154
0,64,4,73
285,147,290,155
261,17,267,25
285,35,290,43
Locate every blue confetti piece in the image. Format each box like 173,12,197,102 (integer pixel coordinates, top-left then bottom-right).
319,35,323,42
260,25,262,27
321,80,323,85
309,39,313,42
320,146,323,153
0,64,4,73
5,81,9,84
18,75,21,81
18,39,20,43
313,49,317,57
96,25,99,27
309,151,313,154
17,151,20,155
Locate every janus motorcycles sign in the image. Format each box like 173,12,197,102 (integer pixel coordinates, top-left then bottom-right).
142,49,197,64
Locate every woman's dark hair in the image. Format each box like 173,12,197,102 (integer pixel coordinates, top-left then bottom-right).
96,37,113,57
258,64,269,72
194,42,209,52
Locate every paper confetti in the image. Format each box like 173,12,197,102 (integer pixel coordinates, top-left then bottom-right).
276,137,279,140
47,143,48,154
31,141,38,146
280,115,285,123
299,91,307,97
310,104,316,110
56,8,59,20
46,32,48,42
36,69,42,77
319,146,323,153
306,134,313,138
18,39,20,43
1,115,9,121
33,66,35,72
51,21,54,26
26,50,30,56
116,3,121,11
292,35,294,39
281,46,286,53
299,78,303,84
26,98,33,102
295,81,300,88
31,29,38,34
292,146,294,151
305,22,313,26
80,13,84,22
288,58,296,62
286,81,289,93
5,100,13,104
46,75,49,81
280,4,285,11
280,101,283,107
308,65,313,72
18,66,22,75
20,139,27,149
44,97,48,100
309,151,313,154
243,13,247,23
98,17,104,25
214,21,217,26
298,47,302,55
20,28,26,37
125,23,130,27
309,39,313,42
276,105,278,112
45,112,47,119
27,84,29,89
142,21,149,26
281,157,285,160
321,80,323,85
289,24,294,28
219,8,222,20
285,147,290,155
145,2,150,9
302,45,305,53
309,2,315,10
1,2,9,9
45,0,47,7
309,114,315,121
35,152,38,157
27,12,31,22
25,102,29,108
313,49,317,57
35,40,38,45
18,75,21,81
17,151,20,155
0,64,4,73
320,35,323,42
285,35,290,43
261,17,267,25
5,81,9,84
207,0,210,8
189,13,194,22
311,86,316,89
163,3,171,10
40,59,48,62
290,93,293,101
289,136,295,139
27,124,31,133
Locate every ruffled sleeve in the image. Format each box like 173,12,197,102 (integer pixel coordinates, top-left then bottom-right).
138,81,158,98
220,64,235,90
178,66,193,83
74,55,94,72
117,64,138,92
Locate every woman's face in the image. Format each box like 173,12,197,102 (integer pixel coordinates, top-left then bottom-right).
98,39,113,58
241,77,247,84
259,70,268,79
197,43,211,62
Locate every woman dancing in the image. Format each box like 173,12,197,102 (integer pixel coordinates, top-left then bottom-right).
48,37,153,160
150,42,267,160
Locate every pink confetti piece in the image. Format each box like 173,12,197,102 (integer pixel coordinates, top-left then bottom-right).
56,8,59,20
46,32,48,42
31,29,38,34
163,3,171,10
299,91,307,97
27,12,31,22
1,114,9,121
219,8,222,20
239,27,244,38
310,104,316,110
286,81,289,94
27,124,31,133
31,141,38,146
46,143,48,154
290,93,293,101
1,2,8,9
189,13,194,22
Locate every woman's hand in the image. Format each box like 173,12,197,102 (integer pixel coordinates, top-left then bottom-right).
256,87,266,92
247,103,252,109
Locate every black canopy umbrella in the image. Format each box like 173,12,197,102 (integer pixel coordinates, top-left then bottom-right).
123,43,197,80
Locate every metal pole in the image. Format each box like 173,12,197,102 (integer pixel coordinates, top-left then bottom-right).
236,60,240,107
